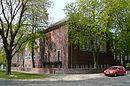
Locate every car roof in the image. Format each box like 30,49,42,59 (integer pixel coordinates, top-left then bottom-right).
111,66,124,67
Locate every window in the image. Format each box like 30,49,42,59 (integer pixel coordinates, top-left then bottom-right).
51,65,54,68
44,53,48,62
104,64,106,68
38,52,40,59
117,54,120,60
25,54,27,60
29,64,31,68
85,65,88,68
114,53,117,60
29,53,31,60
76,65,79,69
16,56,17,62
80,37,106,52
21,56,23,61
125,55,127,60
49,42,55,50
18,56,21,61
25,64,27,68
57,50,61,61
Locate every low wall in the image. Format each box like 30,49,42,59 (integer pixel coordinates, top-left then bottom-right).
55,68,105,74
11,67,106,74
11,67,54,74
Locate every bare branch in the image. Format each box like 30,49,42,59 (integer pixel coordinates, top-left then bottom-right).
10,0,29,53
0,17,5,32
1,0,9,24
12,37,29,57
12,33,24,51
13,0,22,18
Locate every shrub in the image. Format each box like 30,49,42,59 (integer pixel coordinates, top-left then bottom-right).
126,63,130,67
11,63,17,67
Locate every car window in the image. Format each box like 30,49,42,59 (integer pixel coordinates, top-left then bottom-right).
109,67,118,70
118,67,123,70
118,67,121,70
120,67,124,70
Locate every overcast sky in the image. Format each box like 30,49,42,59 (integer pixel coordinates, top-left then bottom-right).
48,0,76,24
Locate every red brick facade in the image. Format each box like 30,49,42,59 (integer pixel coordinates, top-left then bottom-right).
42,25,69,69
12,40,41,68
12,18,130,74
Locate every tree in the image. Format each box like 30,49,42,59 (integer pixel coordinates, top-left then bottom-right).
24,0,50,68
64,0,110,68
0,0,50,75
64,0,129,68
103,0,129,66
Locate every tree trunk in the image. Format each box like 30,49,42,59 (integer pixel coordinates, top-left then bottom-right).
93,52,98,69
5,54,12,75
32,46,35,68
120,53,125,67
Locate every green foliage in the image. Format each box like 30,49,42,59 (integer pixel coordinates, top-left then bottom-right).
103,0,129,55
0,0,51,74
126,63,130,67
11,63,17,67
64,0,129,68
15,0,51,54
65,0,109,50
0,52,6,66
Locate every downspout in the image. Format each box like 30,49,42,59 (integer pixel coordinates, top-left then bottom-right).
70,42,73,68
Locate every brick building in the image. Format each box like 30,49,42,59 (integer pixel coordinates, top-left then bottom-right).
12,18,130,73
41,18,114,69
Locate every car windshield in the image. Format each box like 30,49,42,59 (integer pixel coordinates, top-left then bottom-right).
108,67,118,70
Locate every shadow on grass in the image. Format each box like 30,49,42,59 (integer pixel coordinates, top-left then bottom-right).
0,70,49,79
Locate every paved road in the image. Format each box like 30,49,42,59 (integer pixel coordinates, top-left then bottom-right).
0,71,130,86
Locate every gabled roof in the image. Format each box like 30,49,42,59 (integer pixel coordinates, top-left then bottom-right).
46,17,69,32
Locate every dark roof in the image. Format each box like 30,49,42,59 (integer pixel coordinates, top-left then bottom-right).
46,17,69,32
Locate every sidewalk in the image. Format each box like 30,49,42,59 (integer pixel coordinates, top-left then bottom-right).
10,70,105,81
1,69,130,81
12,70,130,81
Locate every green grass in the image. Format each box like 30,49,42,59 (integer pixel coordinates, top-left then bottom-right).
0,70,49,79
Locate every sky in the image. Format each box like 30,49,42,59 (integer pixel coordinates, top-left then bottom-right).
48,0,76,24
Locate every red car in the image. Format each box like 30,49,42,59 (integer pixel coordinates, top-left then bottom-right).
104,66,126,76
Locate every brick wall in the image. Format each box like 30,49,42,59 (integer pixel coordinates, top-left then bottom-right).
11,67,106,74
42,25,69,69
11,67,54,74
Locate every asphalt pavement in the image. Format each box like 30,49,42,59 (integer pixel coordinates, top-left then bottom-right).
0,70,130,86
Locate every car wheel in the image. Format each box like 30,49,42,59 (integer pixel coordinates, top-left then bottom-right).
114,72,117,77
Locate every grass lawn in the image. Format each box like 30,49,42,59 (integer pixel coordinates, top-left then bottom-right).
0,70,49,79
